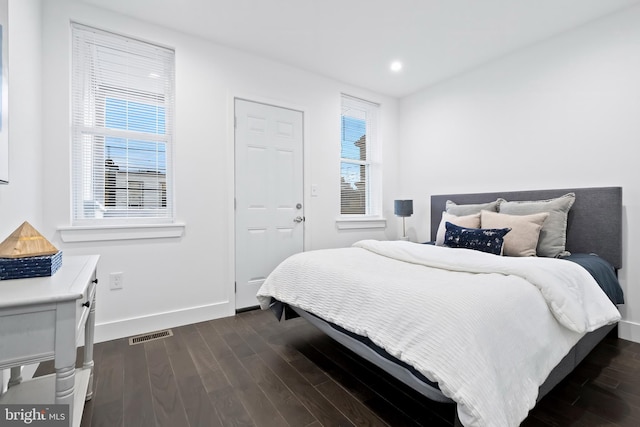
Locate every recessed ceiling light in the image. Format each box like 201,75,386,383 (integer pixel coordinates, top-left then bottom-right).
390,61,403,72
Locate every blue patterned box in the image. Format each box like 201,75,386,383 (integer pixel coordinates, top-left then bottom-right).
0,251,63,280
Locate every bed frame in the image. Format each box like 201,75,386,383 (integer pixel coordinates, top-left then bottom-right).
290,187,623,425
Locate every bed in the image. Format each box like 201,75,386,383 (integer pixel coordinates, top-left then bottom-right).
256,187,624,427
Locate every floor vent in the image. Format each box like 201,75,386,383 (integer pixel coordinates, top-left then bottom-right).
129,329,173,346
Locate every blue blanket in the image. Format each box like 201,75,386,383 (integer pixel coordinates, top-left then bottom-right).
563,253,624,305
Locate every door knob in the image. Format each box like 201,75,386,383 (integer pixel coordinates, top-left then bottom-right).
294,216,305,223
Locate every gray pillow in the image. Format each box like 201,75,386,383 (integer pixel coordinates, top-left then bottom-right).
497,193,575,258
445,199,499,216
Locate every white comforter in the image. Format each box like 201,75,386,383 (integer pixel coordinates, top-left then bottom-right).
256,240,621,427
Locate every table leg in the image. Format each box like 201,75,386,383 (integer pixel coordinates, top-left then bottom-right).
83,293,96,400
54,301,77,425
55,365,75,423
7,366,22,388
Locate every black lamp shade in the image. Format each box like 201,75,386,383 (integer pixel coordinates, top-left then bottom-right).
394,200,413,217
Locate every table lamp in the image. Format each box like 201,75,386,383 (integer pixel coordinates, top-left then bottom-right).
394,200,413,240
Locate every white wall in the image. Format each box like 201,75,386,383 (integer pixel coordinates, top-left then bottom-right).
40,0,400,342
399,5,640,342
0,0,42,239
0,0,42,392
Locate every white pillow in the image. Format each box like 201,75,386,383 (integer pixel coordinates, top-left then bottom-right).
435,211,481,246
480,210,549,257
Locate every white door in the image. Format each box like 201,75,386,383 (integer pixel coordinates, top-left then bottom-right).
235,99,304,310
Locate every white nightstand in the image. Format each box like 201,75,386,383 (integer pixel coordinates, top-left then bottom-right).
0,255,100,427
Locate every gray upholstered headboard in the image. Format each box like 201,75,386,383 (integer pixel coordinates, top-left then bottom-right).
430,187,623,269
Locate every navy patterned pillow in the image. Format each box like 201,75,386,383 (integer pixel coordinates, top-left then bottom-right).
444,222,511,255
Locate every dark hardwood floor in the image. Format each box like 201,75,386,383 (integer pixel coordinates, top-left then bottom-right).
35,309,640,426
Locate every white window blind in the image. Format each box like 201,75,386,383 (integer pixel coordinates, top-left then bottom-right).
71,23,175,224
340,95,381,216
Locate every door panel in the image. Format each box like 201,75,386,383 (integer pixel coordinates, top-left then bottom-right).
235,99,304,310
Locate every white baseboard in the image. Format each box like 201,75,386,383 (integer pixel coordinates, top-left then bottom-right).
617,319,640,344
93,301,235,343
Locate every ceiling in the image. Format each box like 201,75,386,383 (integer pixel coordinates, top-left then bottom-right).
80,0,640,98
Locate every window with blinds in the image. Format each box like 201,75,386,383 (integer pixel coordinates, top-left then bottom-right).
340,95,381,216
71,23,175,224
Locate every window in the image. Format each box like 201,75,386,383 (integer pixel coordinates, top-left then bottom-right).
71,23,175,224
127,180,144,208
340,95,381,216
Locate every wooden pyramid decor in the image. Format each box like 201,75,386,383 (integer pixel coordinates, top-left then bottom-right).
0,221,59,259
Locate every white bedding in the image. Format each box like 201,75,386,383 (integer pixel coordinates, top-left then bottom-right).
256,240,621,427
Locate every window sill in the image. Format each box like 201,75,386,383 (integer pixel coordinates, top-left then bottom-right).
335,217,386,230
58,223,186,243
